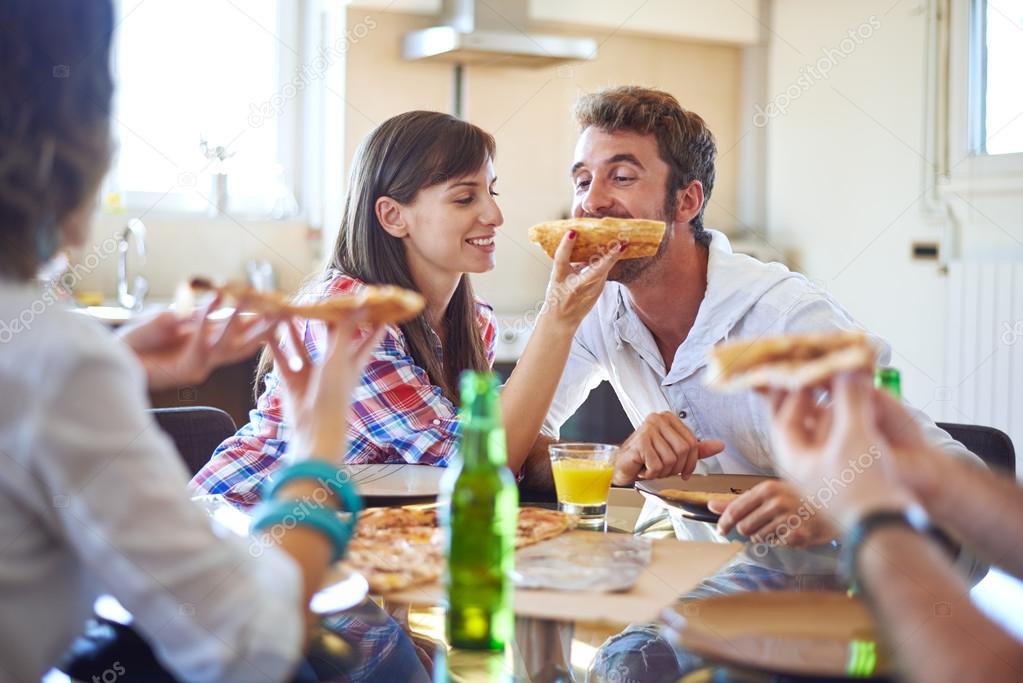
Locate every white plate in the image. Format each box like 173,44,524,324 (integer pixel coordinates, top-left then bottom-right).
342,463,445,498
635,474,775,523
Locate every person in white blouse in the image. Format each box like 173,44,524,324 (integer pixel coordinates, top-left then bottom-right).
0,2,425,681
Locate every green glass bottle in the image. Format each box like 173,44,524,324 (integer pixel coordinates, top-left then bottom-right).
875,367,902,399
439,371,518,651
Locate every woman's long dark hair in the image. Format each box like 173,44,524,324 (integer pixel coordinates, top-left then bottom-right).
256,111,495,403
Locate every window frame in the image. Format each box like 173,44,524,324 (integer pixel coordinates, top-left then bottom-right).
945,0,1023,191
105,0,305,220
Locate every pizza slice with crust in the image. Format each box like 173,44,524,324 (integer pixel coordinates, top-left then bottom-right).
528,217,666,262
177,276,425,326
706,330,877,392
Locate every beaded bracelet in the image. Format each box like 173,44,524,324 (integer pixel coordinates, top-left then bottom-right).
262,460,363,522
251,502,352,563
254,461,363,563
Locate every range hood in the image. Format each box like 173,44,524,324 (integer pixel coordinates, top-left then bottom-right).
402,0,597,68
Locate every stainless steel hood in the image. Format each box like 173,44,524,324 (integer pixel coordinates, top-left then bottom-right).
402,0,597,68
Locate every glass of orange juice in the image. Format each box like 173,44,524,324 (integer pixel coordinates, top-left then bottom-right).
548,443,617,529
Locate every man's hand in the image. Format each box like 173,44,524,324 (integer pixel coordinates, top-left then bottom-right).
708,479,839,547
613,411,725,485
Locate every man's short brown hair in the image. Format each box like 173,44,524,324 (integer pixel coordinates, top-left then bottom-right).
573,86,716,246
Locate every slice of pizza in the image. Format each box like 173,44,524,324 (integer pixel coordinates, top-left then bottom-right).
515,507,575,548
355,507,437,535
176,277,286,315
343,536,442,593
287,285,425,326
528,217,666,262
341,505,575,594
705,330,877,392
177,277,425,326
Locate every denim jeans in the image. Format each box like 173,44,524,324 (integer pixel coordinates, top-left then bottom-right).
61,608,429,683
586,560,846,683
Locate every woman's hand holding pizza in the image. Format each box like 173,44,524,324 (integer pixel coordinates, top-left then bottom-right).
541,230,625,330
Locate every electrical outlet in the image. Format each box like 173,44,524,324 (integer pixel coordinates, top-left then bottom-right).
912,242,940,260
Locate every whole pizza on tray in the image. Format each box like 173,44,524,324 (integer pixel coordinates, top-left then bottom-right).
342,506,574,594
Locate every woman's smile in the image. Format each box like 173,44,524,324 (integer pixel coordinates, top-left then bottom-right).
465,234,496,253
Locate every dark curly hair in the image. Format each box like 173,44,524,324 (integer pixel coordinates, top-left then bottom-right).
0,0,114,280
574,86,716,246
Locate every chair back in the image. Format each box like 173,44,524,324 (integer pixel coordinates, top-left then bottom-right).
937,422,1016,477
150,407,237,477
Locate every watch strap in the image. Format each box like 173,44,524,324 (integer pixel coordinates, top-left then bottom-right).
840,503,933,587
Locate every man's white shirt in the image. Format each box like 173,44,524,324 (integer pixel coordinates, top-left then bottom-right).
542,230,977,545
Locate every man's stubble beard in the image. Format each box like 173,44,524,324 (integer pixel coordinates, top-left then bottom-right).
607,231,670,284
608,200,675,285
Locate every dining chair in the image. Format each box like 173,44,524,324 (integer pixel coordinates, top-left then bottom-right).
937,422,1016,477
149,406,237,477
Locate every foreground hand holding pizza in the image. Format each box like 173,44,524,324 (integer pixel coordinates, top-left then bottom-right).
612,411,726,486
118,295,279,390
252,309,386,631
755,371,918,528
759,372,1023,683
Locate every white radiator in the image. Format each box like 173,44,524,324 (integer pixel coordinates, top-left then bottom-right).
944,261,1023,476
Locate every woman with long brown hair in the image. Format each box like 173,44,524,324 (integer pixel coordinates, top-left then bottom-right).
191,110,622,505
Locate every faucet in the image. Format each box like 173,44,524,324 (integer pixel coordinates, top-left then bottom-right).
117,218,148,311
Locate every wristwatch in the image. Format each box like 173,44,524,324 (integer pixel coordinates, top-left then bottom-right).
839,502,950,589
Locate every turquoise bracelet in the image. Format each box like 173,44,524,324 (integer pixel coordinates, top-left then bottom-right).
262,460,363,522
251,501,352,563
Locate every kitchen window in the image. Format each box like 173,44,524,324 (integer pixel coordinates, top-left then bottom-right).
940,0,1023,190
970,0,1023,156
105,0,302,218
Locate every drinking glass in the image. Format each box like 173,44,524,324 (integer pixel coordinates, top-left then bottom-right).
548,443,618,529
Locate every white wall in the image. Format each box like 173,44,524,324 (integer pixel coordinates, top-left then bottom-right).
764,0,955,409
765,0,1023,455
70,214,317,302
